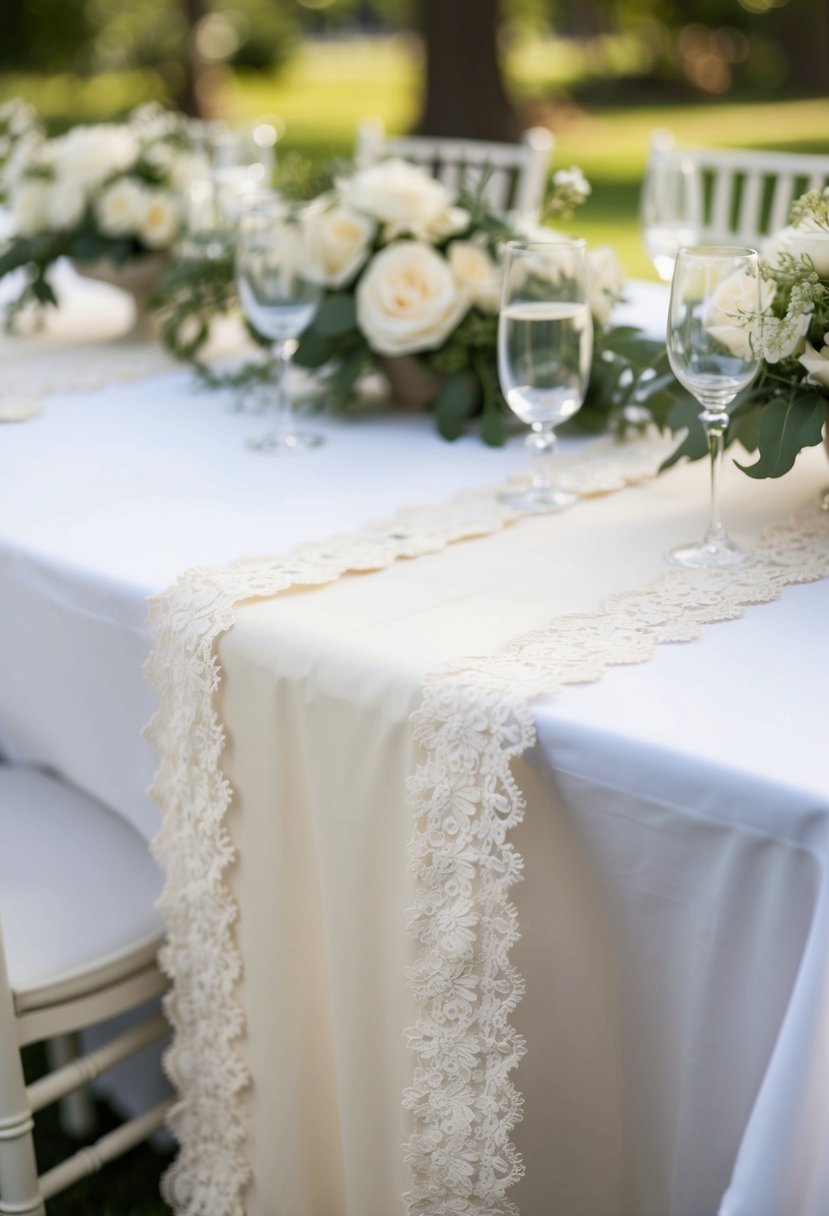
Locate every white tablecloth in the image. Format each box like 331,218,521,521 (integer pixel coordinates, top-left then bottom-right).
1,282,828,1215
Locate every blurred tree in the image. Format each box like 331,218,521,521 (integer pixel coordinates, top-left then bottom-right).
0,0,93,70
416,0,519,139
770,0,829,94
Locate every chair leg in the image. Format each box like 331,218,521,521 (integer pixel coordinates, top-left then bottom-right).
0,943,43,1216
45,1037,95,1140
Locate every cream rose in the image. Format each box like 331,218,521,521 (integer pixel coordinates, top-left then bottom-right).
96,178,144,237
587,245,625,326
338,158,464,242
46,125,137,191
11,178,48,236
783,220,829,277
705,269,776,360
356,241,470,356
301,203,375,289
447,241,500,312
799,333,829,388
139,189,179,249
43,180,86,231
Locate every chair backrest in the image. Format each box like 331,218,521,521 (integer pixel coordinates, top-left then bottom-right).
647,130,829,247
355,118,554,219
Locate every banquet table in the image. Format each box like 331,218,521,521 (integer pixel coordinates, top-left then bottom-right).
1,275,828,1216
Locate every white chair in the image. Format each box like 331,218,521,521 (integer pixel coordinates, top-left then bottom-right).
647,130,829,246
355,117,554,219
0,766,170,1215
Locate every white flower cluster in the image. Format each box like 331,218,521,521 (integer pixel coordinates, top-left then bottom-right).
702,190,829,378
290,157,619,357
7,104,203,252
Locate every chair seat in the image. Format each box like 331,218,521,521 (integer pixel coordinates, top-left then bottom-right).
0,767,165,1011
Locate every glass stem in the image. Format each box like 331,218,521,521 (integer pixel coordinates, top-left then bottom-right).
701,404,729,544
527,422,556,491
270,338,296,439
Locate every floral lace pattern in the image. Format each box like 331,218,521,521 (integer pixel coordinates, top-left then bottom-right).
402,503,829,1214
144,432,829,1216
0,338,178,421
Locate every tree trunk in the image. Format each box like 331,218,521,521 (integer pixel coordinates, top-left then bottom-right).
416,0,518,142
178,0,207,117
773,0,829,95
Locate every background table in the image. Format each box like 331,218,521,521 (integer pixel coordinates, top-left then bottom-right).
1,283,827,1215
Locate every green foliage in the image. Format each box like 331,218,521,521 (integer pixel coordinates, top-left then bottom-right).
735,387,827,478
152,248,240,359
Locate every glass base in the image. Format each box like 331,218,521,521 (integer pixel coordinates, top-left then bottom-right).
498,485,577,512
666,535,749,569
246,430,325,453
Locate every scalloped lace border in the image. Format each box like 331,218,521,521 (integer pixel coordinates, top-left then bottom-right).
143,436,829,1216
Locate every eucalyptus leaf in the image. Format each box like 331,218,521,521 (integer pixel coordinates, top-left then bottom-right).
294,327,337,369
434,373,480,441
736,392,827,478
659,398,708,471
315,293,358,338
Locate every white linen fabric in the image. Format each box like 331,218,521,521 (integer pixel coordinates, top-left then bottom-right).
146,443,828,1216
1,276,828,1215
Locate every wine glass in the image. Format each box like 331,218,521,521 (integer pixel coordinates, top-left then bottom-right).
666,245,762,567
497,238,593,511
641,152,701,282
236,195,324,452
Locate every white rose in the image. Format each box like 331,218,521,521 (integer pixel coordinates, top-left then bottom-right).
96,177,145,237
783,221,829,277
301,203,375,289
387,202,469,244
339,158,452,232
356,241,470,356
43,180,86,231
47,125,138,191
447,240,500,312
138,189,179,249
11,178,49,236
799,333,829,388
587,245,625,326
2,129,41,193
705,269,776,360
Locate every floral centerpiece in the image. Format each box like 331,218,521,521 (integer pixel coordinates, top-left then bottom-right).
155,156,627,444
0,103,203,328
604,187,829,478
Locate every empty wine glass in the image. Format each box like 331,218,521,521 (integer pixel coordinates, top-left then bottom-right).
497,238,593,510
641,152,701,282
236,194,324,452
666,245,762,567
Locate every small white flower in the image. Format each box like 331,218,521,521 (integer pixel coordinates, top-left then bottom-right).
799,333,829,388
301,202,375,289
356,240,470,356
96,177,145,237
447,240,500,313
553,166,591,199
138,188,179,249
